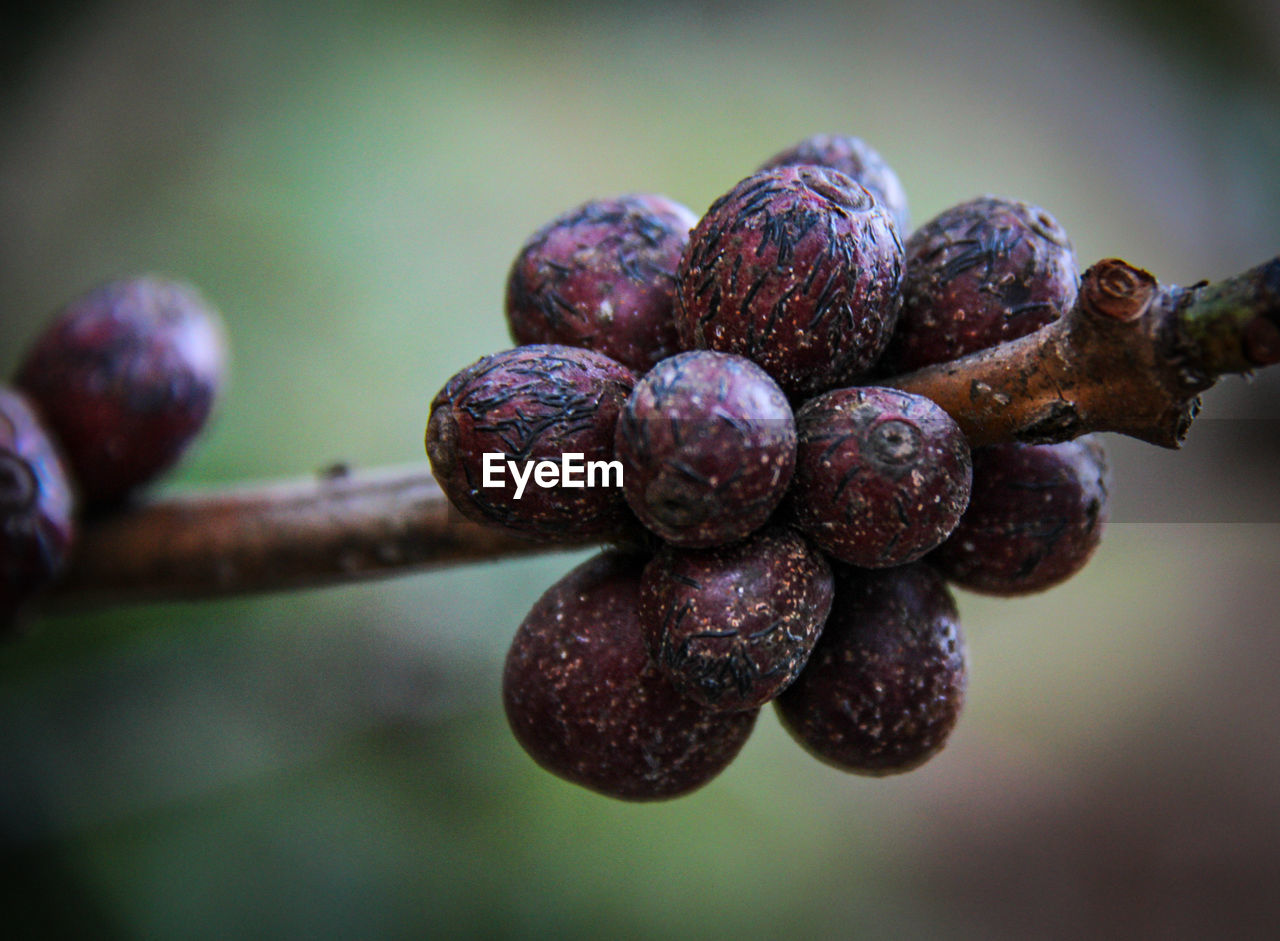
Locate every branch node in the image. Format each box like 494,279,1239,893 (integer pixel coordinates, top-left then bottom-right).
1080,258,1157,323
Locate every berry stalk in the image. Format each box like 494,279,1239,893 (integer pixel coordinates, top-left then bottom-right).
46,254,1280,609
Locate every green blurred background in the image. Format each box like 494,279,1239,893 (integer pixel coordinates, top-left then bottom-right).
2,0,1278,937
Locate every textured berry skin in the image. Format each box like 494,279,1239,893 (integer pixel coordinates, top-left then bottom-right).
503,551,759,800
775,562,966,776
759,133,910,235
505,194,697,373
638,527,833,711
882,195,1078,374
426,345,636,541
675,166,903,400
931,437,1110,595
789,386,971,567
16,277,227,506
614,350,795,547
1,387,76,627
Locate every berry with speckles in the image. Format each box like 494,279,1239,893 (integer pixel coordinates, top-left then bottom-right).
425,345,636,542
883,195,1078,374
675,166,903,400
614,350,795,547
1,387,76,631
16,276,227,506
775,562,966,775
638,527,833,711
759,133,910,235
931,436,1110,595
505,194,698,373
503,550,759,800
788,386,971,567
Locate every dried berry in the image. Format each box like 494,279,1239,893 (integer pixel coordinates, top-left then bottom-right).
789,386,971,567
759,133,910,235
883,195,1078,374
638,527,833,711
614,350,795,547
1,387,76,629
505,194,697,373
16,276,227,506
931,436,1110,594
426,344,636,541
775,562,966,775
675,166,903,399
503,550,759,800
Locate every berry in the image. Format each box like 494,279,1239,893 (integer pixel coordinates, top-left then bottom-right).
502,550,759,800
426,344,636,541
789,386,971,567
759,133,910,234
882,195,1078,374
614,350,795,547
505,194,697,373
638,527,833,711
775,562,966,775
931,436,1110,595
675,166,903,399
1,387,76,628
16,276,227,506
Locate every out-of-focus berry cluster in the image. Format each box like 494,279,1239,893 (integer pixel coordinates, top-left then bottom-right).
2,277,227,632
426,134,1112,801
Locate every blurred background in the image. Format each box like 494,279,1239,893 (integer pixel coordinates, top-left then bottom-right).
1,0,1278,937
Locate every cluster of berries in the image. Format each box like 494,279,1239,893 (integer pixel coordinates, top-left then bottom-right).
1,277,226,631
426,134,1112,801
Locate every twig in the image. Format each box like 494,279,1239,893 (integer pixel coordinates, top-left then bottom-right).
47,255,1280,608
51,465,592,608
889,257,1280,447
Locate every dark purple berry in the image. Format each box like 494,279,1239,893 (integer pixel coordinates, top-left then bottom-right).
426,345,636,542
775,562,966,776
759,133,910,234
883,195,1078,374
931,437,1110,595
503,550,759,800
505,194,697,373
789,386,971,567
675,166,903,400
16,276,227,506
1,387,76,630
638,527,833,711
614,350,795,547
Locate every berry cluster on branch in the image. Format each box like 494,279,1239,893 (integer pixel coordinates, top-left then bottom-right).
420,133,1260,800
7,136,1277,804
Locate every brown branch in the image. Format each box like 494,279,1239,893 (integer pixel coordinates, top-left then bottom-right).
889,257,1280,447
45,255,1280,609
50,465,591,608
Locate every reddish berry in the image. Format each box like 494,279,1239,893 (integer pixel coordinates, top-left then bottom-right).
883,195,1078,374
775,562,966,776
1,387,76,629
16,276,227,506
638,527,833,711
503,550,759,800
931,437,1110,594
675,166,903,399
789,386,971,567
614,350,795,547
426,345,636,541
759,133,910,234
505,194,697,373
